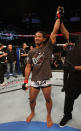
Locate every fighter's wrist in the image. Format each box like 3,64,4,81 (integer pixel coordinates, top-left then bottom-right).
57,13,61,19
24,80,28,83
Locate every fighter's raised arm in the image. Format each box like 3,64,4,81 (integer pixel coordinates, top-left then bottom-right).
50,19,60,44
60,23,69,42
57,6,69,41
50,6,69,44
50,6,65,44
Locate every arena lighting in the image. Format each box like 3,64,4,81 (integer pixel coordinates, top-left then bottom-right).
0,32,81,39
15,34,35,37
0,31,16,40
70,16,80,22
32,18,40,23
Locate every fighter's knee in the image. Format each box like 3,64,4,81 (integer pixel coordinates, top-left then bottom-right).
46,98,52,103
30,98,36,104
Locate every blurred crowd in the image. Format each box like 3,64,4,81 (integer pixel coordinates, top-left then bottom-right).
0,42,34,85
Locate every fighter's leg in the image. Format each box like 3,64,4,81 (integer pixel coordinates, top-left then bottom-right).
41,86,53,127
26,86,40,122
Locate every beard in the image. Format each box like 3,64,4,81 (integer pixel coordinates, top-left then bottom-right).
35,42,43,46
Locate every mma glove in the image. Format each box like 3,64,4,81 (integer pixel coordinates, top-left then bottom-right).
22,80,28,90
55,6,64,23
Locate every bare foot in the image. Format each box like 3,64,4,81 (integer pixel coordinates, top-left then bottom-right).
47,115,53,128
26,112,35,123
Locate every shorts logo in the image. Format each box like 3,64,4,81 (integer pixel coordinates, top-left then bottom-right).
35,80,46,85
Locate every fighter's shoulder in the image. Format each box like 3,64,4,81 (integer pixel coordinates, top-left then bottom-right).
44,38,51,45
28,47,36,54
45,38,54,48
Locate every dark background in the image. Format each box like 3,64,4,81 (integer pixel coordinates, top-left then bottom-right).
0,0,80,33
0,0,81,45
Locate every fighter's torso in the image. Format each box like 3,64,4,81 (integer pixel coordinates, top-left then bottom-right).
27,39,54,81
